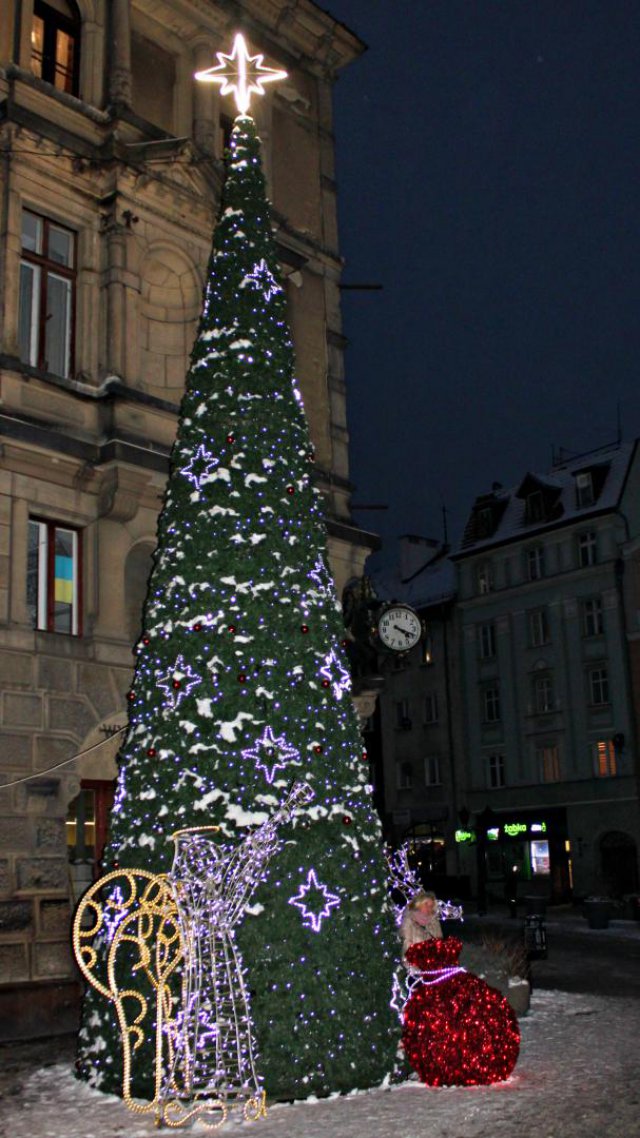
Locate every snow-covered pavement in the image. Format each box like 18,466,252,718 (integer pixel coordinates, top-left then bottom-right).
1,988,638,1138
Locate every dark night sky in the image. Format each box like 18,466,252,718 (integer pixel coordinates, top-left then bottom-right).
324,2,640,550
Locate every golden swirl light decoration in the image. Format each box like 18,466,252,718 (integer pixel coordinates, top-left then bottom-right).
74,783,312,1128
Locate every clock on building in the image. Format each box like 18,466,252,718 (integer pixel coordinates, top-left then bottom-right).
377,605,422,652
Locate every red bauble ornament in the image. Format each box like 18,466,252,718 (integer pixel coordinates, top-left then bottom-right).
313,745,323,754
226,433,235,444
286,485,295,495
127,691,135,701
300,624,309,634
402,938,520,1086
228,624,237,634
172,680,181,690
147,748,156,757
142,637,150,646
362,750,368,761
342,815,352,825
238,673,247,684
193,623,202,631
321,679,330,689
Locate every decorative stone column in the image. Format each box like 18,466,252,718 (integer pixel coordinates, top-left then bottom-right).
109,0,132,110
192,40,218,156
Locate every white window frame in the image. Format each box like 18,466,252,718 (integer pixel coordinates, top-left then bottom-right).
527,546,545,581
578,531,597,568
487,752,505,789
483,685,501,723
534,673,554,714
424,691,439,724
396,761,413,790
528,608,549,647
478,622,496,659
582,597,604,637
27,517,80,635
576,471,594,508
589,666,609,706
424,755,442,786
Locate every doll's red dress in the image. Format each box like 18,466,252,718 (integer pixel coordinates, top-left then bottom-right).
402,937,520,1086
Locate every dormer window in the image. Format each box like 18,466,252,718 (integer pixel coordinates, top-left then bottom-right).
575,471,595,508
476,507,494,538
526,491,544,523
30,0,80,96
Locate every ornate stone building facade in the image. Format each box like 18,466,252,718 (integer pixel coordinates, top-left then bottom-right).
0,0,374,1037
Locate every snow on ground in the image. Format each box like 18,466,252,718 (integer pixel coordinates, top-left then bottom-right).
1,990,638,1138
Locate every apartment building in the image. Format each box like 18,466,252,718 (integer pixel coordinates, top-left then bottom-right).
452,441,640,903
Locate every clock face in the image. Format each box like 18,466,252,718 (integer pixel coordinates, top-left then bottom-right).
377,605,422,652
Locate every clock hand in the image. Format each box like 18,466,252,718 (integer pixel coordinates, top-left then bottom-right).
393,624,413,638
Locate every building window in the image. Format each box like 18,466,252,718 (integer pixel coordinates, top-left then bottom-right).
526,491,544,523
19,209,75,378
424,755,442,786
395,699,412,730
575,471,594,509
396,761,413,790
487,752,505,789
476,507,494,537
478,622,496,659
534,673,554,714
527,546,545,581
582,597,604,637
578,531,597,568
424,692,439,724
30,0,80,95
483,685,501,723
67,780,115,886
538,744,561,782
593,740,617,778
477,562,493,595
27,518,81,635
528,608,549,647
588,666,609,706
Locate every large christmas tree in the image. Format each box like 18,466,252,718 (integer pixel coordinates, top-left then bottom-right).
78,58,398,1102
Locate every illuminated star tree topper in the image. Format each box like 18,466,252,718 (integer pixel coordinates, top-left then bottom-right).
195,32,287,114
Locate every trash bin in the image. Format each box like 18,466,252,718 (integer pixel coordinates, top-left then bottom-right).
523,897,547,959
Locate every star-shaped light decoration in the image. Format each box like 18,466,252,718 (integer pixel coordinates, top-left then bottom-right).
241,258,283,302
241,725,300,784
319,647,351,701
156,654,202,709
194,32,287,115
289,869,341,933
180,443,219,492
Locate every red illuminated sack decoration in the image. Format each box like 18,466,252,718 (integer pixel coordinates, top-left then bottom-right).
402,937,520,1086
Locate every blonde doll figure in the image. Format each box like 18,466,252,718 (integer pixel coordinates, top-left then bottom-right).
400,890,443,962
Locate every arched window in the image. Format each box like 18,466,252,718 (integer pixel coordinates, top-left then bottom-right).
31,0,81,96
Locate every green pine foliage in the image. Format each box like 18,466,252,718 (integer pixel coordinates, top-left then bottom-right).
77,115,398,1100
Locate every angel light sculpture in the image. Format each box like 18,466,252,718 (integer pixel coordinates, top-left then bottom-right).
73,782,312,1129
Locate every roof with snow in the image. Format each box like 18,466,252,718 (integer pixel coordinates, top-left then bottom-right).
366,540,456,611
454,440,637,557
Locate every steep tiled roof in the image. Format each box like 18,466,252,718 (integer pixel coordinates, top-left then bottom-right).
454,440,636,557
